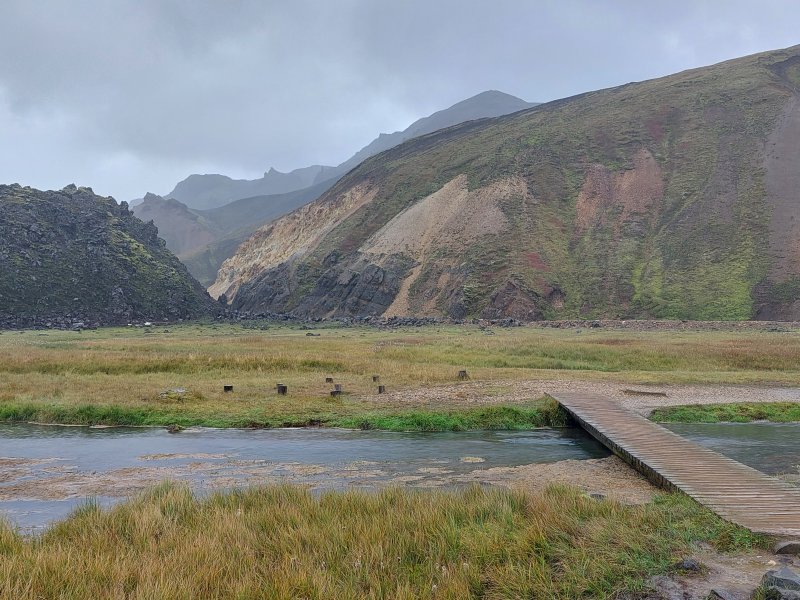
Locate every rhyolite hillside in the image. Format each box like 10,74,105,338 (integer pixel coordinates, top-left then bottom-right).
0,184,215,327
136,91,535,286
212,46,800,321
133,180,336,286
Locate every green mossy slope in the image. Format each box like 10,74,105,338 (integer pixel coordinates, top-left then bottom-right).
0,184,215,326
229,45,800,321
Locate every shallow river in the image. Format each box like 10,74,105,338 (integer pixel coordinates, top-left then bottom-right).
0,425,608,530
2,422,797,531
664,422,800,475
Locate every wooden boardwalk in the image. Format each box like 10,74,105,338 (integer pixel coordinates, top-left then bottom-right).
548,392,800,537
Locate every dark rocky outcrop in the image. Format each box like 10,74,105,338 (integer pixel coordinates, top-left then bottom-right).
0,184,215,328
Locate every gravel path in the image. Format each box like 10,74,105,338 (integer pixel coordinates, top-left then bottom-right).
366,379,800,416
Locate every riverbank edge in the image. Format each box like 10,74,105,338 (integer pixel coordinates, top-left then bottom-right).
4,398,800,431
651,402,800,423
0,398,570,432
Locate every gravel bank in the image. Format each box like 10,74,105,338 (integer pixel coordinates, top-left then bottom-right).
365,379,800,416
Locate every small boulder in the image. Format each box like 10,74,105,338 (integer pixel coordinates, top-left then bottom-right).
670,558,703,574
775,541,800,556
707,589,737,600
762,566,800,599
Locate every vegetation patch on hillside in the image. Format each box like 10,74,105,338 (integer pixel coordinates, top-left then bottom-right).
0,483,768,599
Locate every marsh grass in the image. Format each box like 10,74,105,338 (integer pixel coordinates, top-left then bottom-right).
0,401,560,431
652,402,800,423
1,324,799,428
0,483,768,599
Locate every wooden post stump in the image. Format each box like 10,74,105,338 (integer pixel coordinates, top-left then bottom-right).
330,390,342,397
372,375,380,382
223,385,234,393
325,377,334,383
334,384,342,392
377,385,386,394
458,370,469,380
276,384,287,395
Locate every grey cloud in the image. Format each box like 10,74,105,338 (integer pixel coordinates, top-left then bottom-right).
1,0,798,200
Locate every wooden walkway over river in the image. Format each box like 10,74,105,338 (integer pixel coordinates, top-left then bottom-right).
548,392,800,537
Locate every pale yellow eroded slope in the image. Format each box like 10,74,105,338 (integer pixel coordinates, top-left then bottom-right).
209,183,378,301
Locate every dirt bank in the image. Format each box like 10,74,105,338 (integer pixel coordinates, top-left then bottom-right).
364,379,800,416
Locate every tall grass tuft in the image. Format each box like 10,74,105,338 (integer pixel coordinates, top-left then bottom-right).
0,484,767,599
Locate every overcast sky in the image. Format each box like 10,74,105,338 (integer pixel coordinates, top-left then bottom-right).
1,1,798,201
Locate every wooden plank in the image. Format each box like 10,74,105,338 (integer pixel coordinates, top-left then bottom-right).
548,392,800,537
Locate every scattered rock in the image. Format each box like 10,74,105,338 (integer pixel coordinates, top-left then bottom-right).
707,589,738,600
158,388,191,402
588,492,606,501
671,558,704,574
160,388,187,397
762,566,800,599
459,456,485,463
775,541,800,556
166,424,184,433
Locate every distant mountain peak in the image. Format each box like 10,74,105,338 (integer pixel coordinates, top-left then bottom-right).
138,90,541,286
144,90,537,212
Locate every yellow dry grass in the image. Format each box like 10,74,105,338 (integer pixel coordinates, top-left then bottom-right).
0,322,798,427
0,483,765,599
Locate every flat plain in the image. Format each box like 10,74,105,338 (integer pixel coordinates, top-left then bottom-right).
1,322,799,428
2,322,800,598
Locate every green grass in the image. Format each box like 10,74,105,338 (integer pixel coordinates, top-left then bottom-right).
0,483,770,599
332,402,568,432
0,400,562,431
651,402,800,423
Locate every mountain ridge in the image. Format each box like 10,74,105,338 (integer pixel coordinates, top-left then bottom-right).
134,90,536,285
212,45,800,321
136,90,535,211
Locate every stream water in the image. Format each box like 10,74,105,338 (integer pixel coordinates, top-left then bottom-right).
663,422,800,475
2,421,797,531
0,424,608,530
